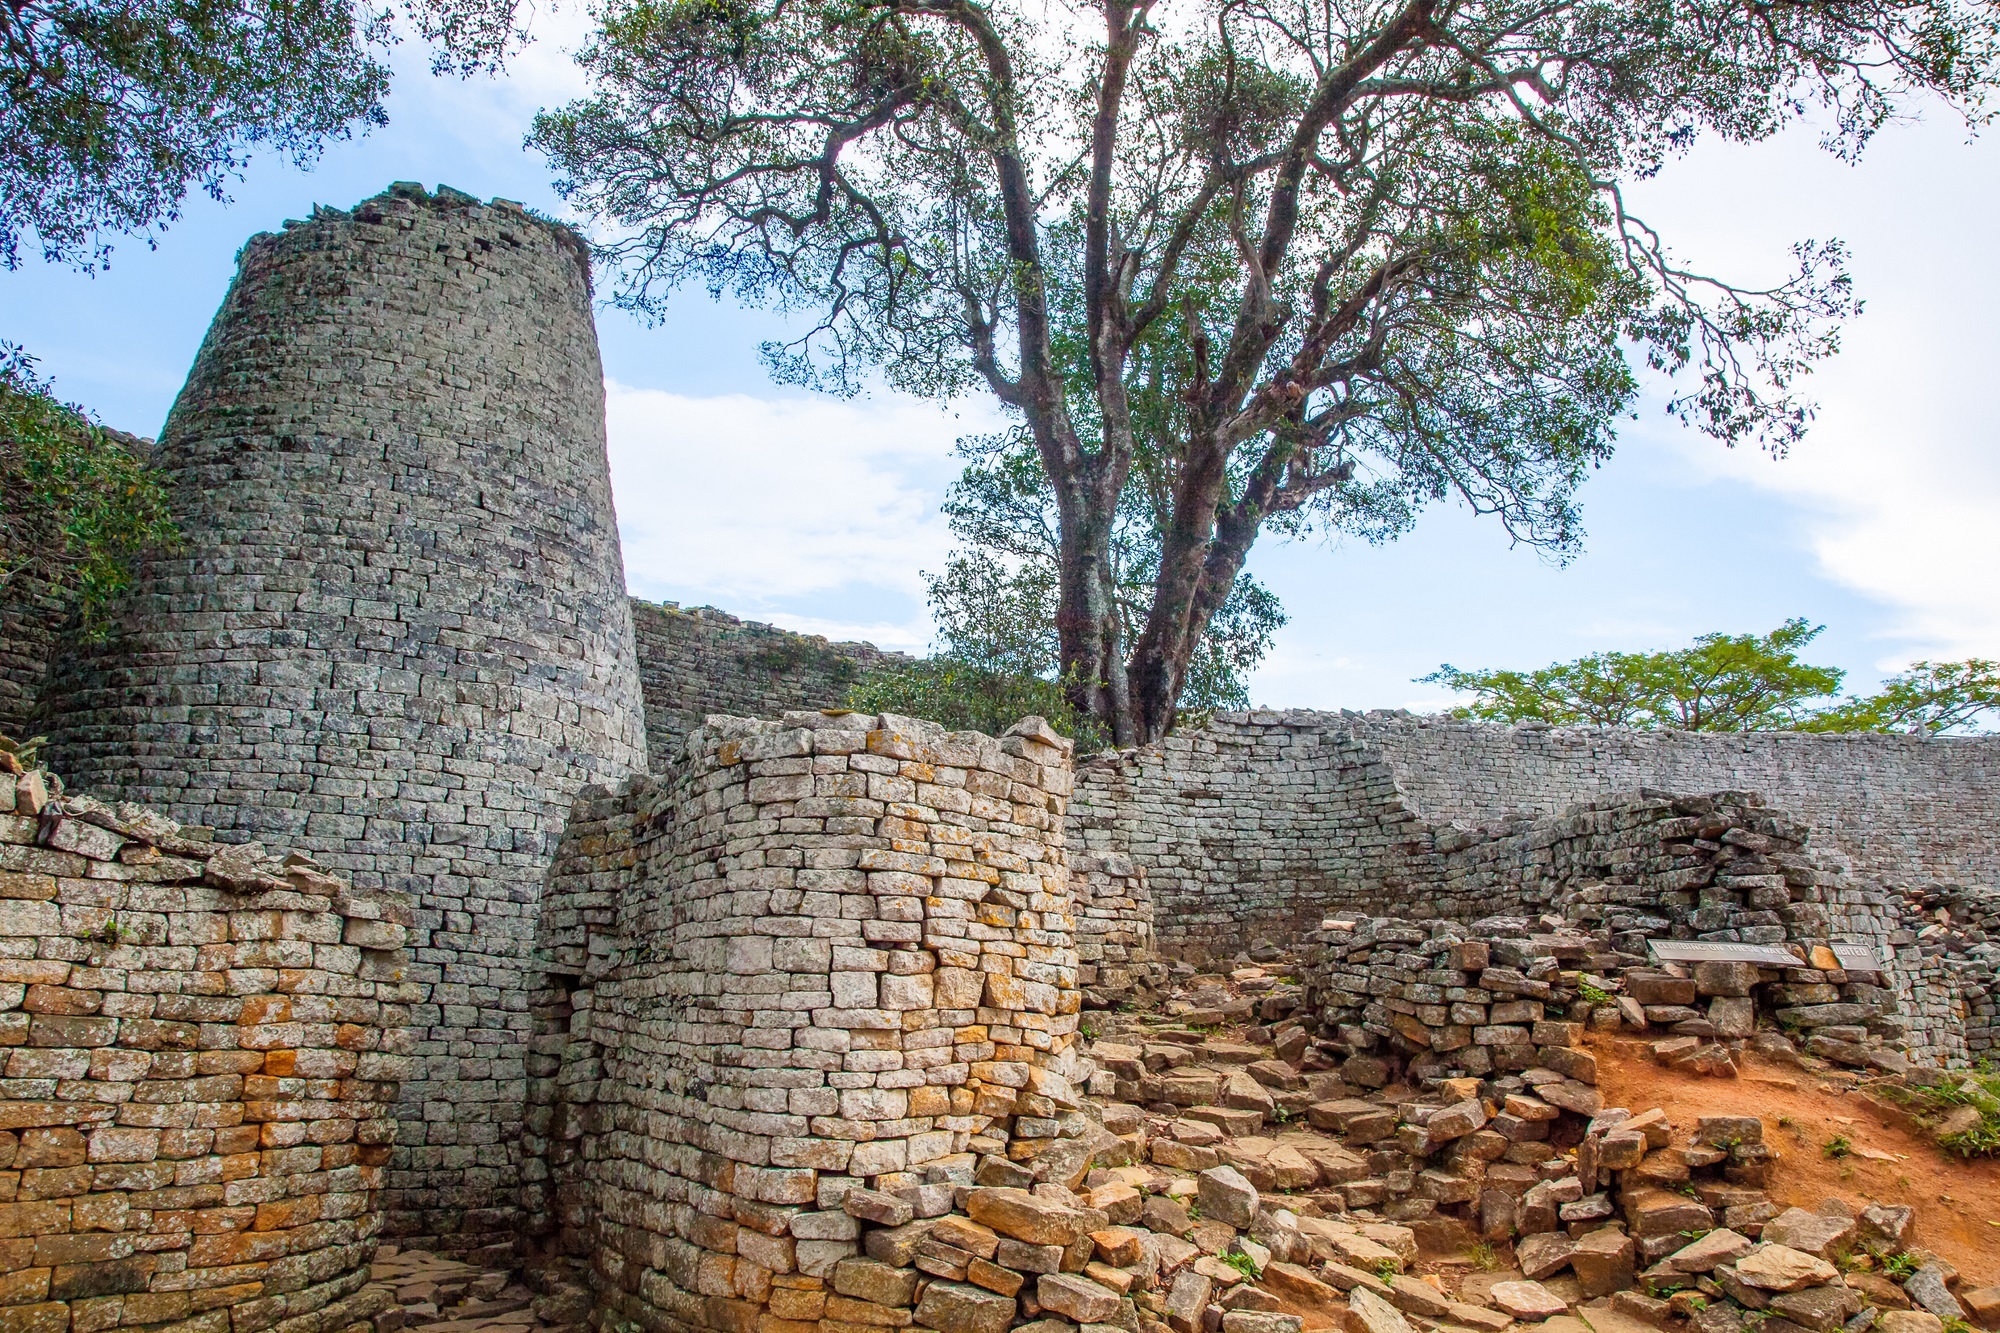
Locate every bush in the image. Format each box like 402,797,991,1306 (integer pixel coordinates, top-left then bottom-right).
1,342,176,636
847,658,1111,752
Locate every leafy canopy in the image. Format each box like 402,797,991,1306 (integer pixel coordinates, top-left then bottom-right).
1424,620,2000,734
0,342,179,634
530,0,1998,743
1,0,522,268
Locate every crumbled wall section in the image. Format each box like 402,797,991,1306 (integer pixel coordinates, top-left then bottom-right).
629,602,913,770
0,768,412,1333
521,712,1092,1333
33,183,651,1252
1068,710,2000,960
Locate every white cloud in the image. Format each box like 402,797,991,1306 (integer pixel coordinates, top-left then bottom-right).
1616,110,2000,670
604,385,992,625
1666,405,2000,667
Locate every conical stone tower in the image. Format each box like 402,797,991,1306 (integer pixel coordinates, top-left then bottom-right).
38,182,650,1253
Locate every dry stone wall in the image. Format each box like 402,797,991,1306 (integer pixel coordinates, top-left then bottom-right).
519,712,1095,1333
1343,711,2000,887
1067,715,1441,961
33,182,650,1253
0,568,64,740
0,765,412,1333
1068,710,2000,962
629,604,912,771
1067,854,1162,1009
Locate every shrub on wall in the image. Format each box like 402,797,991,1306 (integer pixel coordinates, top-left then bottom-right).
848,657,1111,753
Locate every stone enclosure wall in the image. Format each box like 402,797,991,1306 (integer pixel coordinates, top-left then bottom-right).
1068,710,2000,961
33,183,651,1253
519,711,1091,1333
629,604,912,771
1344,711,2000,887
0,765,411,1333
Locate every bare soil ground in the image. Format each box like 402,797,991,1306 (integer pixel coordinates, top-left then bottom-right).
1586,1033,2000,1281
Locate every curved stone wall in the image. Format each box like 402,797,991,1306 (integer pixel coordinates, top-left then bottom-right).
1343,711,2000,887
520,711,1089,1331
1069,710,2000,960
0,765,413,1333
35,183,650,1252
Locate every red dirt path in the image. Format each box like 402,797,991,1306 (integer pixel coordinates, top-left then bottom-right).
1586,1034,2000,1284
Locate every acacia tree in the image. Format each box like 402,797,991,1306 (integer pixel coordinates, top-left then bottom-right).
1422,618,1846,730
533,0,1997,744
1426,621,2000,734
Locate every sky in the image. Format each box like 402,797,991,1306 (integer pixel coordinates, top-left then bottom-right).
8,22,1999,714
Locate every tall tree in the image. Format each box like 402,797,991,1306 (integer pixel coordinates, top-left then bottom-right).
1,0,520,268
532,0,1998,743
1804,658,2000,734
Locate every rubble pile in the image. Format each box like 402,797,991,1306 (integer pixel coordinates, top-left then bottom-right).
650,952,2000,1333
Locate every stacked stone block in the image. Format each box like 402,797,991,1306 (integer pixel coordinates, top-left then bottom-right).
0,765,412,1333
1068,716,1438,960
520,712,1093,1333
1298,919,1602,1095
33,182,651,1250
629,604,912,771
1067,854,1161,1010
1066,710,2000,962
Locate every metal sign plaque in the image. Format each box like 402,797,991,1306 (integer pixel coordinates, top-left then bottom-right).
1647,940,1804,967
1830,942,1886,974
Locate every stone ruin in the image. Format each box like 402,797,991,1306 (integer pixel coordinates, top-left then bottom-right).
4,180,2000,1333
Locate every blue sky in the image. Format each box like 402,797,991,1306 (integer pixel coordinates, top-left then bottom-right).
9,28,1999,712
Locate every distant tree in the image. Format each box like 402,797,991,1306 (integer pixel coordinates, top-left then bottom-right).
0,342,178,634
1425,622,2000,735
530,0,1999,744
1804,659,2000,735
1422,618,1844,731
1,0,520,268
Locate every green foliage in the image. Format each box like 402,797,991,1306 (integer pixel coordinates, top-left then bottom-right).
1373,1259,1400,1284
1426,620,2000,735
1223,1250,1261,1280
1892,1071,2000,1158
847,658,1109,751
1803,660,2000,735
0,342,177,634
525,0,1997,741
1883,1252,1922,1280
1578,982,1613,1005
1467,1242,1500,1272
1424,619,1844,731
1,0,523,268
1822,1135,1853,1159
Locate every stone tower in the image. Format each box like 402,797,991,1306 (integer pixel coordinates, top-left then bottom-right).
37,183,650,1253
